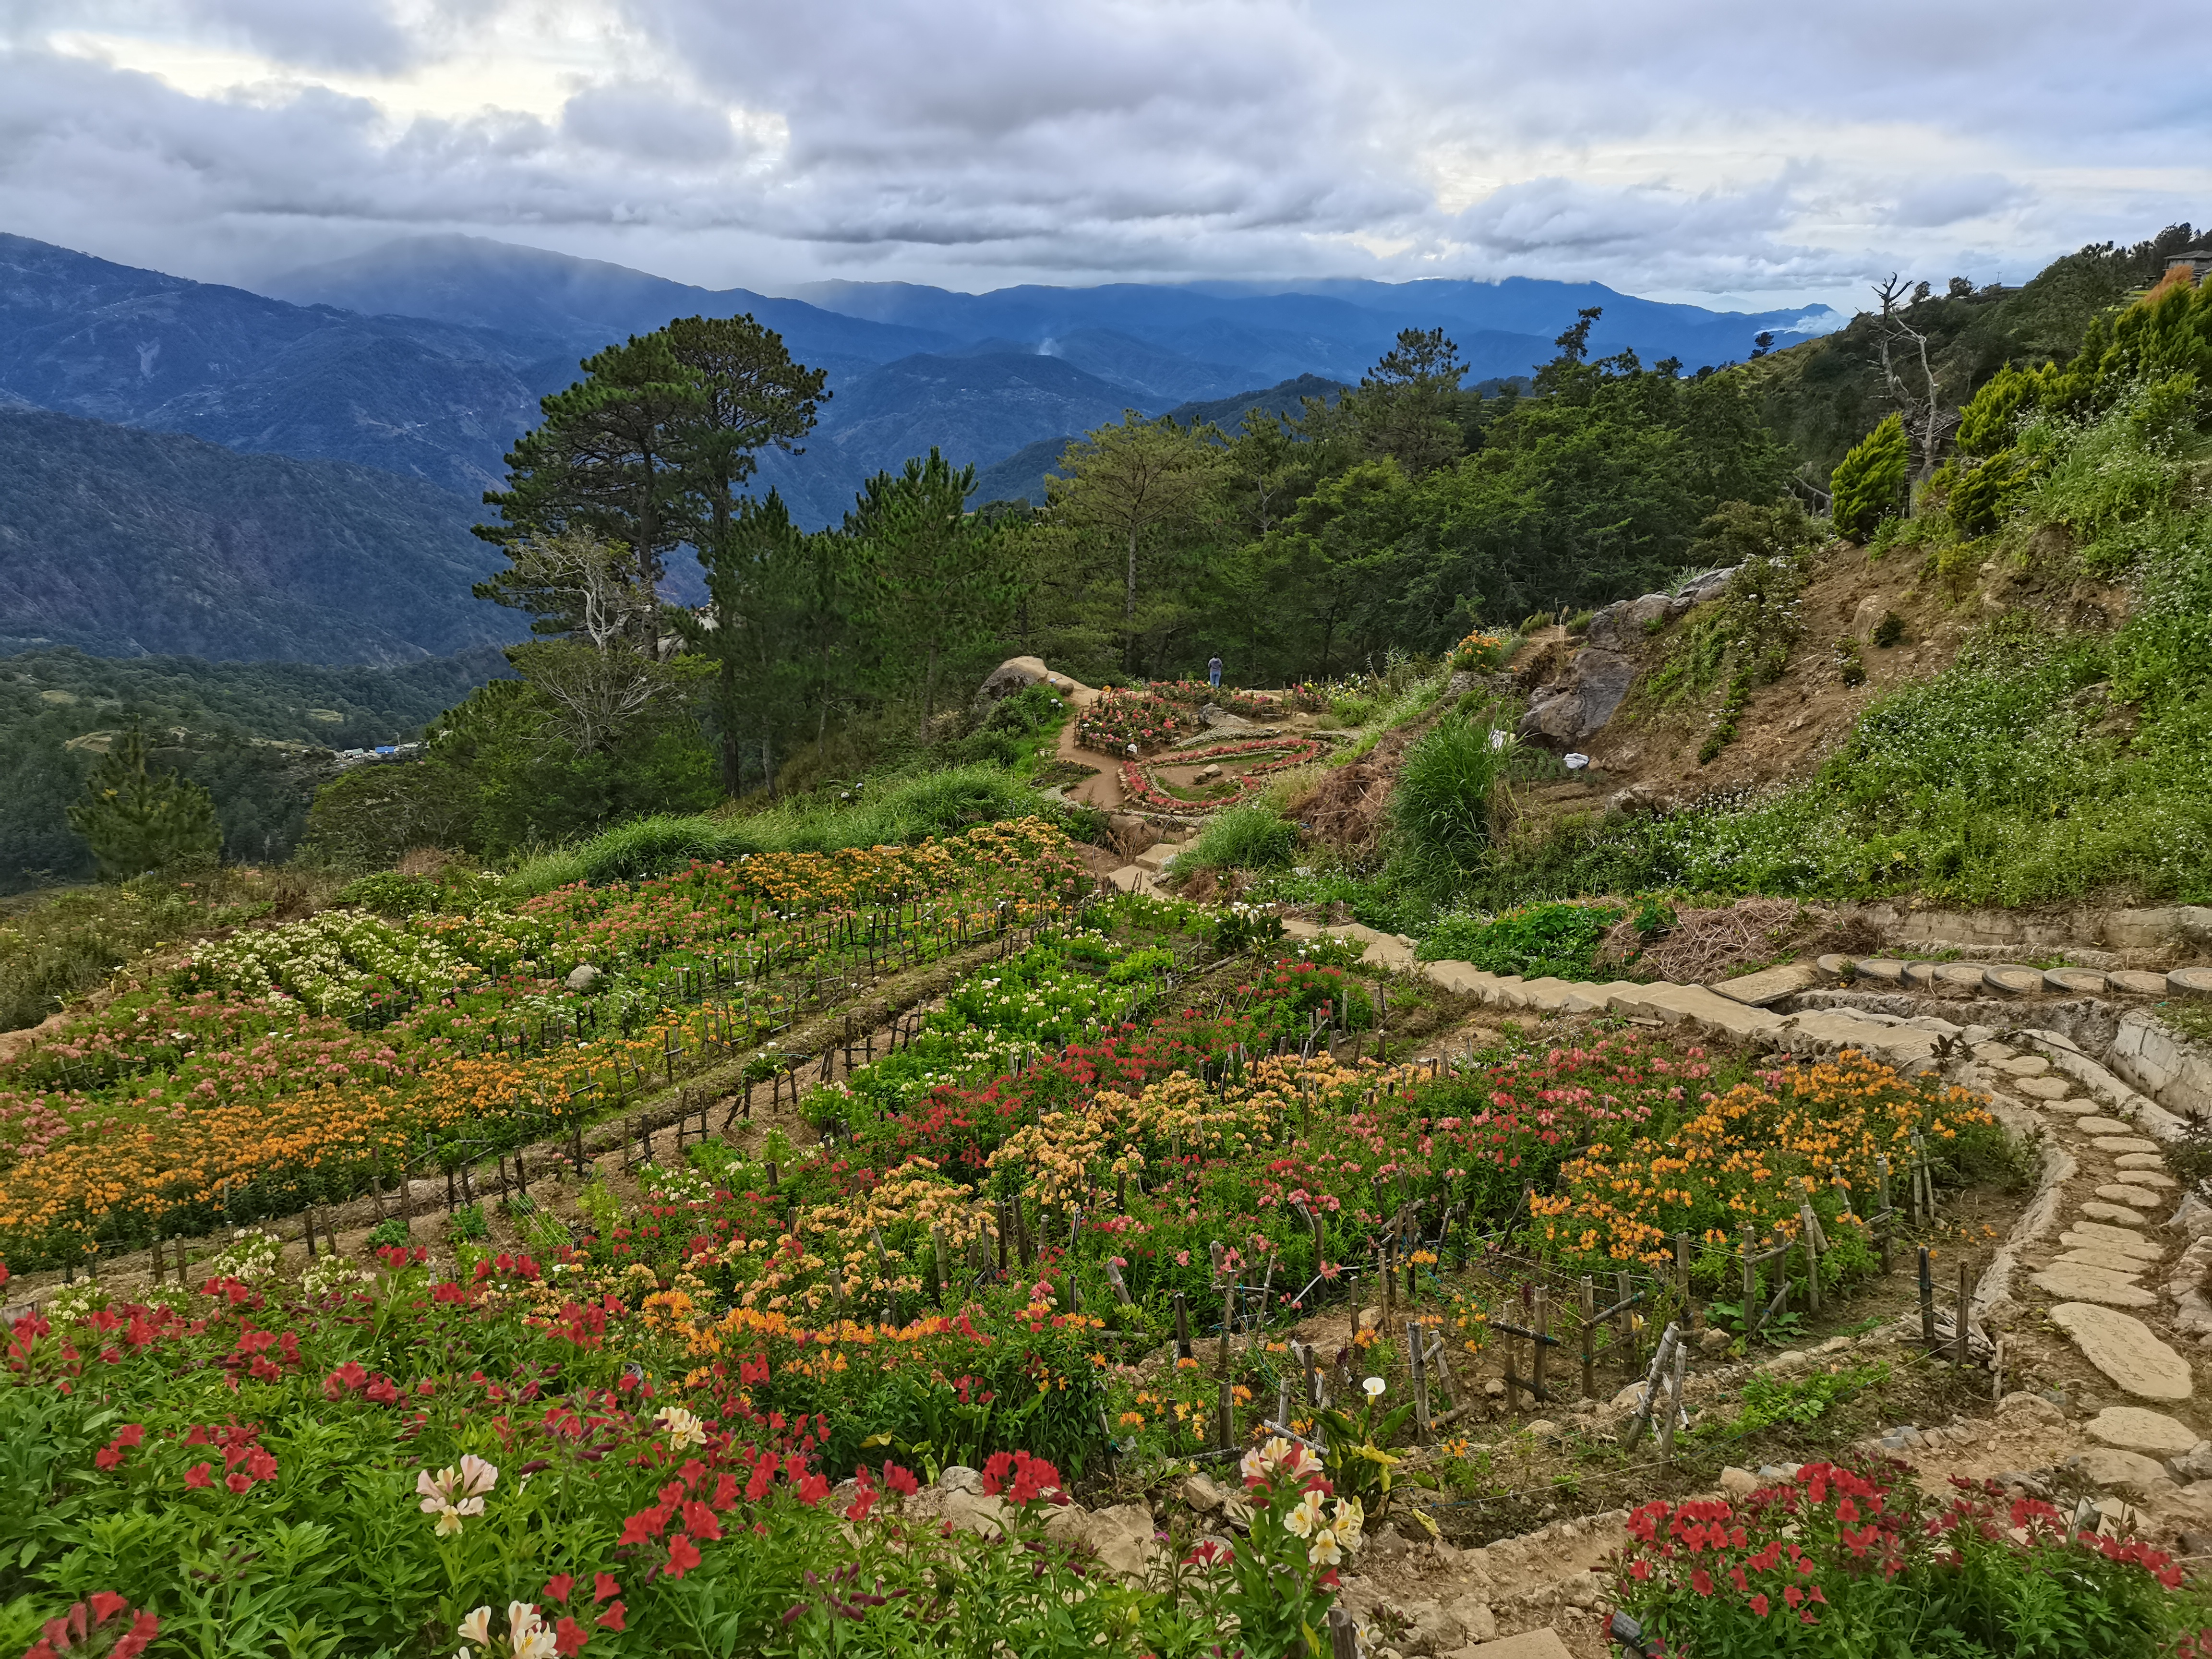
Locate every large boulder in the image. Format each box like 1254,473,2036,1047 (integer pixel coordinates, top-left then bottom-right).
1584,594,1675,651
1518,649,1635,747
976,656,1054,705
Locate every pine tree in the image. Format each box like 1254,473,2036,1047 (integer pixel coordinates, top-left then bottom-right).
67,724,222,878
1829,413,1909,540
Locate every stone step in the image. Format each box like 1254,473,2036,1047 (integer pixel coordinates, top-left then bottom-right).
2048,1302,2196,1401
2087,1406,2202,1457
2030,1262,2157,1308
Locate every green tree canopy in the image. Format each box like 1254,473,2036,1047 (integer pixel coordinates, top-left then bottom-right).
67,723,222,879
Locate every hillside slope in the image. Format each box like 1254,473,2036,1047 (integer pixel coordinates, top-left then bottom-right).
0,409,518,663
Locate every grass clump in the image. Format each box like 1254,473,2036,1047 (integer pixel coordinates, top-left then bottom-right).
1388,711,1516,897
1180,806,1298,872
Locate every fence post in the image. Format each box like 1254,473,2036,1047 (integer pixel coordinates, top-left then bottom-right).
1955,1258,1971,1367
1919,1248,1936,1349
1407,1318,1431,1443
1175,1292,1191,1361
1532,1285,1549,1402
1579,1276,1596,1398
1327,1605,1361,1659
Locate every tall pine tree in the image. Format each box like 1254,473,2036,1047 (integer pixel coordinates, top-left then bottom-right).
68,724,222,878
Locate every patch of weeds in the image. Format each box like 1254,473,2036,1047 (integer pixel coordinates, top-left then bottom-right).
445,1202,488,1245
1836,635,1867,687
1417,901,1623,978
362,1218,410,1251
1696,665,1755,764
1731,1362,1891,1433
1872,610,1906,648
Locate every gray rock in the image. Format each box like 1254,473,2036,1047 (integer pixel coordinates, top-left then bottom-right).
1677,567,1738,604
2088,1407,2200,1457
976,655,1051,704
565,963,601,993
1181,1472,1231,1514
2172,1194,2212,1238
1719,1466,1760,1496
2049,1302,2196,1401
1516,648,1636,745
1584,594,1674,650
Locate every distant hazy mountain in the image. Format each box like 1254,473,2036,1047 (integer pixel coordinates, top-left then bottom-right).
0,233,553,497
264,234,950,377
755,351,1166,526
0,409,517,663
792,275,1836,381
1163,373,1349,433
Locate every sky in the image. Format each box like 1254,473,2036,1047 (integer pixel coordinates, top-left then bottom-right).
1,0,2206,312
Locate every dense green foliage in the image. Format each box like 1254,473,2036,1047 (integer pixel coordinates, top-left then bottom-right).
0,649,510,891
0,409,515,663
1829,413,1909,539
1746,224,2203,486
65,727,222,880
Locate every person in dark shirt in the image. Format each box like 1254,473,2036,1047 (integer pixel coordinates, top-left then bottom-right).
1207,654,1223,689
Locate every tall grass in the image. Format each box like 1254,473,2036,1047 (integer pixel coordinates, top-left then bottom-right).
506,764,1056,892
1179,806,1298,873
1389,712,1518,899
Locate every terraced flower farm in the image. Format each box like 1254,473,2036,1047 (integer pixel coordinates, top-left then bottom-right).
3,818,2205,1658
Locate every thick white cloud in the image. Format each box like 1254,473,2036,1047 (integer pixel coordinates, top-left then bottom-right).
0,0,2206,308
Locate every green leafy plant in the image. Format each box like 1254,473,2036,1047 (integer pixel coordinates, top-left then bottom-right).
1871,611,1905,648
1418,902,1623,978
362,1218,410,1251
1312,1376,1416,1528
444,1203,487,1245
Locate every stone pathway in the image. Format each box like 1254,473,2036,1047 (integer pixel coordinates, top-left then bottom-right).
1275,918,2209,1421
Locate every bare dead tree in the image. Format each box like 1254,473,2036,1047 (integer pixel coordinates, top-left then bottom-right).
1869,275,1961,487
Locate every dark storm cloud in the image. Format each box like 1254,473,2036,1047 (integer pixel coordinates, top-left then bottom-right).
0,0,2205,302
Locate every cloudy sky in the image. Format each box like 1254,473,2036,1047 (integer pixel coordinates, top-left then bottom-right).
3,0,2206,310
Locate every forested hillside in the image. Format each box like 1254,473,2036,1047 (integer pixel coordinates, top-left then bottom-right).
0,648,510,888
0,410,519,662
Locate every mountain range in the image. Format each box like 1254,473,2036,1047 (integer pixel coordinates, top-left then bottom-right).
0,230,1839,658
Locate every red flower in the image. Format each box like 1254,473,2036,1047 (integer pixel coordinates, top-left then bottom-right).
595,1602,626,1633
184,1463,212,1489
1749,1593,1769,1616
543,1574,575,1605
663,1533,702,1578
593,1574,620,1605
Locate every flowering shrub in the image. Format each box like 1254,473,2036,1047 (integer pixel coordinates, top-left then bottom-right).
1447,631,1510,673
1181,1435,1359,1656
1612,1463,2206,1657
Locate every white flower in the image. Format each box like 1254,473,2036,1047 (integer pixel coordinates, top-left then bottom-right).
656,1405,707,1449
1307,1527,1343,1566
457,1608,493,1647
1332,1497,1365,1550
418,1455,498,1534
1284,1489,1325,1539
1363,1376,1386,1398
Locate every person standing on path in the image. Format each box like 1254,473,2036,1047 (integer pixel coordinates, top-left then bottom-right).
1207,653,1223,689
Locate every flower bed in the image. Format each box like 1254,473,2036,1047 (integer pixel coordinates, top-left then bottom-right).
1117,736,1326,815
0,823,1089,1267
1076,683,1292,755
1612,1462,2205,1656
